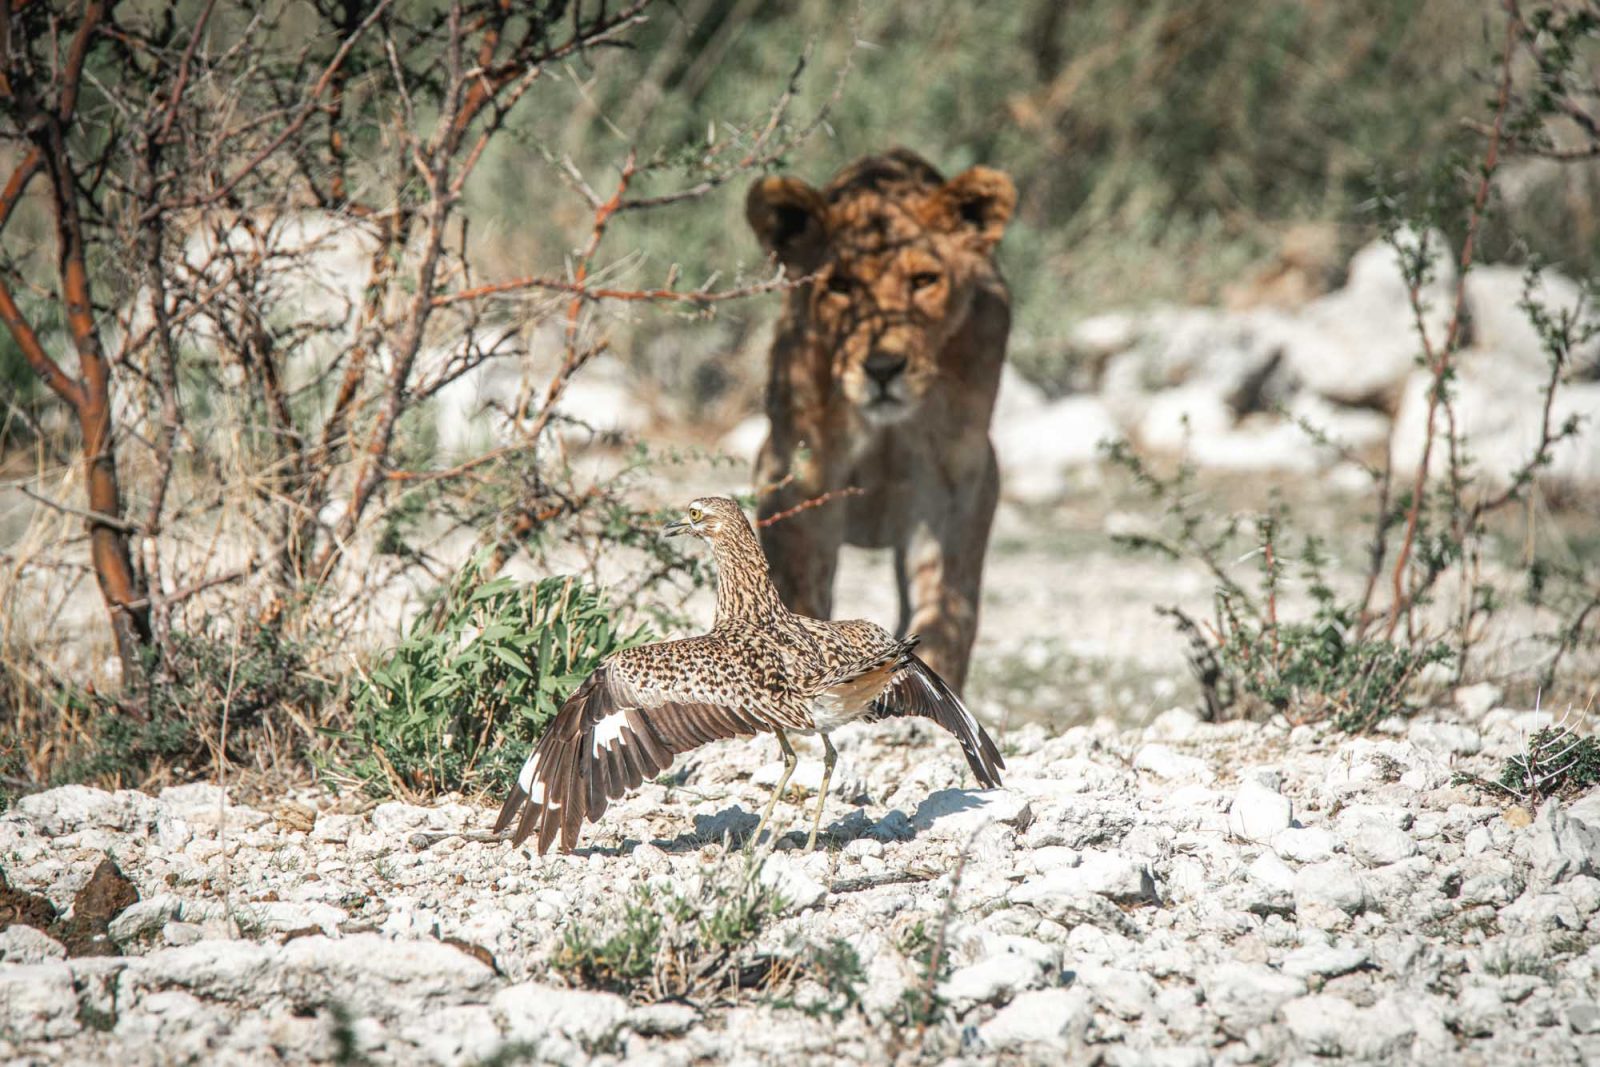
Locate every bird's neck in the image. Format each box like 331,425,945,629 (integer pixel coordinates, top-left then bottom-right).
710,524,788,627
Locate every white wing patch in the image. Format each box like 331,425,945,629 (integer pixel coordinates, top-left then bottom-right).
517,752,540,791
517,753,547,803
590,709,629,757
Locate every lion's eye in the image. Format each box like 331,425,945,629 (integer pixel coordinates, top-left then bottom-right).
910,271,941,291
825,273,854,295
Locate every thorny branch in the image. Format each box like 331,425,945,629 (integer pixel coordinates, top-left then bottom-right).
0,0,854,789
1382,6,1519,641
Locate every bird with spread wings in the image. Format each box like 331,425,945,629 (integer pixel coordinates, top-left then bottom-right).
494,496,1003,854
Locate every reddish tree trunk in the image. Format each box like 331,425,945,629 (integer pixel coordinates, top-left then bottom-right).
47,123,152,678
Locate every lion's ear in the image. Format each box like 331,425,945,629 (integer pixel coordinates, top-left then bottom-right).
936,166,1016,250
747,176,827,273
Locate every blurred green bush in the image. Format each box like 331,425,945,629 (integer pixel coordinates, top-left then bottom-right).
469,0,1588,394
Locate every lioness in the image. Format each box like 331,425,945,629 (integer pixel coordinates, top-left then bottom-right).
746,149,1015,693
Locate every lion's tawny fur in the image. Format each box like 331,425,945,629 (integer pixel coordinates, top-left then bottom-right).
746,149,1016,693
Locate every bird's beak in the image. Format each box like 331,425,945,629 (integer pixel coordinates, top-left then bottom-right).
661,518,693,539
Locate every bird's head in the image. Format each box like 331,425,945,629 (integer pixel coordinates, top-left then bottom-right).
661,496,751,543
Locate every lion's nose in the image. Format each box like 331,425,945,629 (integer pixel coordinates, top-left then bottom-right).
864,352,907,386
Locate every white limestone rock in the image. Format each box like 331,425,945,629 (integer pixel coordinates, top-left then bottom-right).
119,940,279,1004
757,853,827,912
1010,850,1157,906
1454,682,1505,720
979,987,1091,1050
0,924,66,964
1445,984,1507,1038
1134,744,1214,783
994,395,1121,503
1392,364,1600,490
16,785,160,837
1463,265,1600,375
1272,826,1339,864
1458,854,1525,906
1143,707,1203,743
397,1004,501,1066
1200,962,1307,1032
0,962,81,1041
1283,993,1361,1055
938,952,1051,1011
1280,944,1371,980
1283,229,1455,405
108,896,184,945
627,1002,700,1036
1517,800,1600,889
1228,779,1293,843
157,783,228,816
1137,384,1234,454
1339,808,1419,868
1282,993,1417,1058
1325,739,1451,794
5,714,1600,1065
718,414,769,464
909,789,1033,839
1567,1001,1600,1035
1408,720,1483,756
492,982,628,1045
1075,964,1158,1019
370,801,453,836
1247,852,1298,896
1293,859,1369,918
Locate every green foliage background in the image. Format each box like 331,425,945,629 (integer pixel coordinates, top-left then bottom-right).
5,2,1593,420
465,0,1594,391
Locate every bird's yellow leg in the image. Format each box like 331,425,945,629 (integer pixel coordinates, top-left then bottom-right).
750,727,797,850
805,733,837,851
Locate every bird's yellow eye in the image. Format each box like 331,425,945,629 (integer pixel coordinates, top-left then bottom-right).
688,507,703,522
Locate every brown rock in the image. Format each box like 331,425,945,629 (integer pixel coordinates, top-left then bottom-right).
51,857,138,957
274,801,317,833
0,868,58,931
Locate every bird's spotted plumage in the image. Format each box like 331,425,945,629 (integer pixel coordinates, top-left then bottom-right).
495,496,1004,852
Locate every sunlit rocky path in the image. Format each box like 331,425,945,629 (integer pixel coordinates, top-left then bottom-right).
4,702,1599,1065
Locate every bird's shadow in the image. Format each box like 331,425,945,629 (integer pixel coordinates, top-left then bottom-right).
656,802,921,855
558,805,757,858
513,788,1000,860
906,788,986,825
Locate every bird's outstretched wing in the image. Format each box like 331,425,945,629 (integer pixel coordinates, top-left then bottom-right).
868,650,1005,788
494,652,772,854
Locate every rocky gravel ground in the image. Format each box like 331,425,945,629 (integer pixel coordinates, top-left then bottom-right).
3,694,1600,1066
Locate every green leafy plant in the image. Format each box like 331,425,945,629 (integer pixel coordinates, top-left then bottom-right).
1099,1,1600,726
555,886,666,994
335,558,648,799
1103,443,1454,730
777,937,866,1021
552,860,786,1002
1205,517,1453,732
1461,703,1600,804
1499,724,1600,798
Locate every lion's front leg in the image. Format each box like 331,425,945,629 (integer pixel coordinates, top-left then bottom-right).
904,444,1000,695
756,438,846,620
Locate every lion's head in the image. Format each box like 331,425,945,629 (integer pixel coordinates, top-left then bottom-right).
747,150,1015,424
